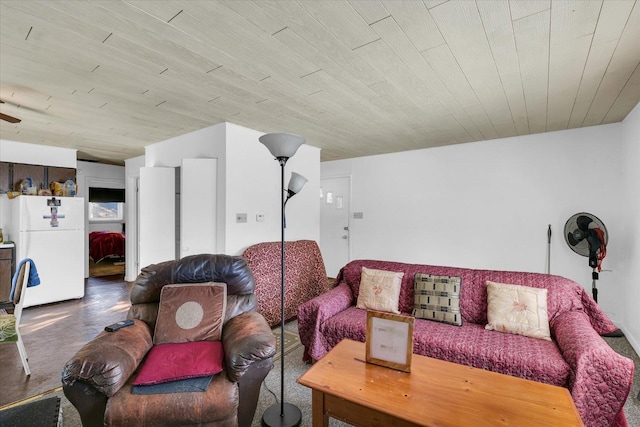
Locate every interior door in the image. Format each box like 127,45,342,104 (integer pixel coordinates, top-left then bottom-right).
135,176,140,276
320,176,350,278
181,158,217,258
139,167,176,269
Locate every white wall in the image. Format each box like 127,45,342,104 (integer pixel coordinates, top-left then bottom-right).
225,123,320,255
322,122,628,326
620,103,640,354
0,139,76,168
140,121,320,256
145,124,227,168
144,122,227,253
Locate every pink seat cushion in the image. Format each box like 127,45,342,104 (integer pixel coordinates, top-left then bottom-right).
133,340,224,386
321,307,570,387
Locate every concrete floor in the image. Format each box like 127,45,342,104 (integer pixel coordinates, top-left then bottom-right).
0,276,131,407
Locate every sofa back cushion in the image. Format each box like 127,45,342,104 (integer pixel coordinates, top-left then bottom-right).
339,260,477,319
337,260,588,325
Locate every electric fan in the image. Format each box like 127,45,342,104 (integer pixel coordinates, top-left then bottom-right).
564,212,608,302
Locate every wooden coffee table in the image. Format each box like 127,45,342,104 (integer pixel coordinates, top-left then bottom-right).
298,339,583,427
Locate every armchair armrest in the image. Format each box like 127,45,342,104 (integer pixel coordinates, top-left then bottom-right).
62,319,153,397
552,311,634,427
297,282,354,361
223,310,276,382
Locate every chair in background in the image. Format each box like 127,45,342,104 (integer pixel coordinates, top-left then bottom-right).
243,239,328,327
0,260,31,375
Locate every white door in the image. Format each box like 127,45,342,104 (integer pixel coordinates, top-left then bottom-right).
139,167,176,269
127,176,140,280
320,176,350,278
181,158,217,258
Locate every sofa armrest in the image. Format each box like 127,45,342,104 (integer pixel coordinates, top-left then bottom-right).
552,311,634,427
223,310,276,382
297,282,354,361
62,319,153,397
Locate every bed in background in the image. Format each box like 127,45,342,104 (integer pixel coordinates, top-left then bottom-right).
89,231,125,263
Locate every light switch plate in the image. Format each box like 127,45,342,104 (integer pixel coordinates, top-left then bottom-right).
236,213,247,223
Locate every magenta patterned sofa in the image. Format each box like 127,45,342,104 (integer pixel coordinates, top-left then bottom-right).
243,240,327,327
298,259,634,427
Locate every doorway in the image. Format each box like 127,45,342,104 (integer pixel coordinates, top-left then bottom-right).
86,182,126,278
320,176,351,278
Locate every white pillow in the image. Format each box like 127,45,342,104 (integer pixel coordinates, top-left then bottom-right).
485,281,551,341
356,267,404,314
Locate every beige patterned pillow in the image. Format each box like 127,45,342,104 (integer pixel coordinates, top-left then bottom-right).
485,281,551,341
356,267,404,314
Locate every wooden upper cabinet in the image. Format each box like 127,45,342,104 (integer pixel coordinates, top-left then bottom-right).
47,167,76,185
0,247,13,301
12,163,45,191
0,162,9,193
0,162,76,193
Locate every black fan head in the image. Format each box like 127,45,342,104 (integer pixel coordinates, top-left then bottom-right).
564,212,608,257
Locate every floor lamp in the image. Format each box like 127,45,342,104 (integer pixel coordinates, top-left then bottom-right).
260,133,307,427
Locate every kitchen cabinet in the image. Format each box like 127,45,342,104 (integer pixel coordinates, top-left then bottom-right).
0,244,15,301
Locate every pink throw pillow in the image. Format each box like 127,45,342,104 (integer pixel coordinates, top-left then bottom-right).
133,340,224,386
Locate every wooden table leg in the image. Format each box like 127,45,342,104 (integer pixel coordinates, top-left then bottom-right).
311,389,329,427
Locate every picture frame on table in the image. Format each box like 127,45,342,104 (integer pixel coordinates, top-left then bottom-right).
365,310,414,372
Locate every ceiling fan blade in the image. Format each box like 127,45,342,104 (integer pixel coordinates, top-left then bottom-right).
0,112,21,123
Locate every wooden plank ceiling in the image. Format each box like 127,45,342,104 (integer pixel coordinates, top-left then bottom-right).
0,0,638,164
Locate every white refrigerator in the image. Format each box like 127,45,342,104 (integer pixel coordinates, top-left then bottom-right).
0,196,85,307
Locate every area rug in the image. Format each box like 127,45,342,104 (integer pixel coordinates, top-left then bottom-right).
0,312,18,342
0,394,62,427
272,327,302,361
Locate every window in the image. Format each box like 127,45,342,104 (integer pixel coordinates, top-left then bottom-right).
88,202,124,221
88,187,125,221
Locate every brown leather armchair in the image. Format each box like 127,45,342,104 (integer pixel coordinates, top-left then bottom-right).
62,254,276,427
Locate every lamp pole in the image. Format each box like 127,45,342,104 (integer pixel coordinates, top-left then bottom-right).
260,134,304,427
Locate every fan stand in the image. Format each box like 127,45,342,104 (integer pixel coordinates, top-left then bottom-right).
563,213,624,338
591,268,599,303
590,268,624,338
591,267,624,338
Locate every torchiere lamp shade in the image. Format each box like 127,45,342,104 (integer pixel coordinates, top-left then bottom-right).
287,172,308,196
259,133,305,159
